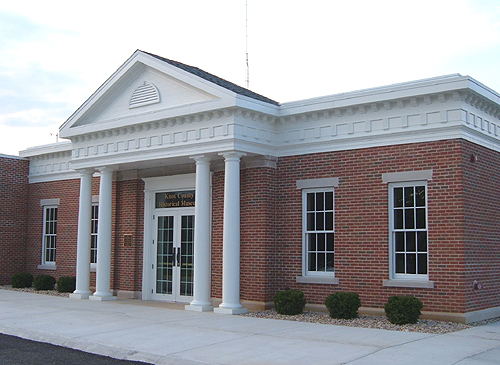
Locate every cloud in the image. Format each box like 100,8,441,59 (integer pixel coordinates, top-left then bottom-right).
0,11,84,130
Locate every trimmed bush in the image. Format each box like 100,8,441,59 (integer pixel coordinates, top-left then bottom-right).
57,276,76,293
325,292,361,319
11,273,33,288
384,295,423,325
33,275,56,290
274,289,306,315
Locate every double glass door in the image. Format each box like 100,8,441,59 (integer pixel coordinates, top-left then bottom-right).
153,210,194,302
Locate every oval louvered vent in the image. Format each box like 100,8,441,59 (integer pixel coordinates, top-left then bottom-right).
129,81,160,109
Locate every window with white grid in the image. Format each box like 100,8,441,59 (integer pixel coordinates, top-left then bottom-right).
389,182,428,279
42,206,58,265
90,204,98,264
303,189,335,276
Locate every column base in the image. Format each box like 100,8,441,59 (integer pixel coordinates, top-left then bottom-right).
185,304,214,312
214,307,248,315
89,294,117,301
69,292,91,300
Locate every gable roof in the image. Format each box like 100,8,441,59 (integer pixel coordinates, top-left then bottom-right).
143,51,280,106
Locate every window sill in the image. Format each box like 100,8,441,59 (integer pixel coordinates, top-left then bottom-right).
37,264,57,271
296,276,339,285
383,279,434,289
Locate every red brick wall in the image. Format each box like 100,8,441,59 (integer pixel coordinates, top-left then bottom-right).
0,156,29,284
25,176,144,292
17,138,500,316
211,171,223,299
112,179,144,292
273,139,469,314
26,178,80,278
240,166,277,303
463,140,500,312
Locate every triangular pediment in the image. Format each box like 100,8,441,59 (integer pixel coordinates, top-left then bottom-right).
72,67,218,127
59,51,242,138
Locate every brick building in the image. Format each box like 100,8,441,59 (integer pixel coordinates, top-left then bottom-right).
2,50,500,323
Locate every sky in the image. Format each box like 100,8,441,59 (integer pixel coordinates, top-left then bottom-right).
1,0,500,156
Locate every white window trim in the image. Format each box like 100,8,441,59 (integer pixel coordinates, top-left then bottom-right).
387,179,434,287
90,199,99,270
298,180,337,281
38,202,59,269
382,169,432,183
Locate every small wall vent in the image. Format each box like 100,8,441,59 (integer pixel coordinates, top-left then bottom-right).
129,81,160,109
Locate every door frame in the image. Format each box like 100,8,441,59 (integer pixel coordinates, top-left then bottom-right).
152,209,195,302
142,174,197,301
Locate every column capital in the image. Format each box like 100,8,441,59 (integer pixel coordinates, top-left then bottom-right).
190,155,212,164
219,151,246,161
96,165,118,174
75,168,95,175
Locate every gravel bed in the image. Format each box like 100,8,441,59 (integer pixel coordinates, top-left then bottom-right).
2,285,498,334
0,285,69,298
244,309,500,334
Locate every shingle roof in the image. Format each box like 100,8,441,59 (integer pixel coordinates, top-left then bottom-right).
143,51,280,106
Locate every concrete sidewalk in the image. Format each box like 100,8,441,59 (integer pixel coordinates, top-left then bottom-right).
0,289,499,365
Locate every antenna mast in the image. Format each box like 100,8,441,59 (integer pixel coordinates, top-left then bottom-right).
245,0,249,89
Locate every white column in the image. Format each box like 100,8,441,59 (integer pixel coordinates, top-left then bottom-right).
186,156,213,312
214,152,248,315
90,166,117,301
70,169,94,300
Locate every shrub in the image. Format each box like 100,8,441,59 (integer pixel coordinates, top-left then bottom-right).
57,276,76,293
33,275,56,290
325,292,361,319
384,295,423,325
274,289,306,315
11,273,33,288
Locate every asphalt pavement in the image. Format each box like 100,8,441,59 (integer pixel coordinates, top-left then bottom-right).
0,333,149,365
1,289,500,365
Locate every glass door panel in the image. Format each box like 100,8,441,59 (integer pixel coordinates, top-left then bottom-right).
156,216,174,295
154,212,194,302
180,215,194,297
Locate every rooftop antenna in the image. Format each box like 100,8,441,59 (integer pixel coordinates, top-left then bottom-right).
245,0,249,89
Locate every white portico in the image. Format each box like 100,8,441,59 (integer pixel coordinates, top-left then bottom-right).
61,50,281,312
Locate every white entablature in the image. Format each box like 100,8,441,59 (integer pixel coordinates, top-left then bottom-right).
21,50,500,181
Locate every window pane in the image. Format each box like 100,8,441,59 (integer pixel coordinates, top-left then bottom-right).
325,192,333,210
406,232,416,252
394,209,403,229
418,253,428,274
308,233,316,251
325,212,333,231
326,233,334,251
317,233,325,251
416,186,426,207
404,187,414,207
316,192,324,211
394,187,403,207
396,253,405,273
395,232,404,251
316,212,324,230
317,253,325,271
307,213,315,231
416,208,426,229
406,253,416,274
307,193,315,211
404,209,415,229
308,253,316,271
417,231,427,252
326,253,334,272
